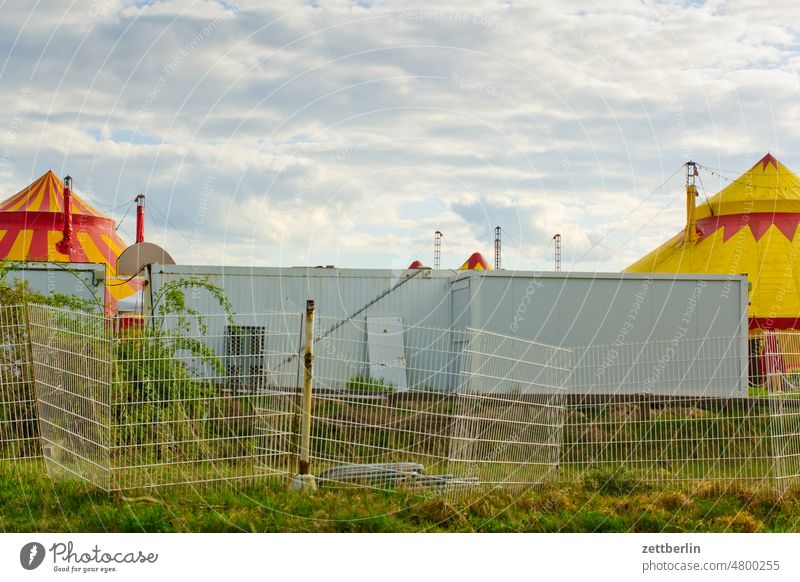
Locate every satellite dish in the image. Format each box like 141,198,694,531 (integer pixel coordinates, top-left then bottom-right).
117,242,175,276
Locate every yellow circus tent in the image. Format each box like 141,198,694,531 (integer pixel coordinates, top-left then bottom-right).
626,153,800,332
0,170,140,310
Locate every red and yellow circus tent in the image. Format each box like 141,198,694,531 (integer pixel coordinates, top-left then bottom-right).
459,252,492,270
626,153,800,333
0,170,140,310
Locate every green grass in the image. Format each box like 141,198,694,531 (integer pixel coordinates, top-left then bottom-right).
4,460,800,532
345,375,396,394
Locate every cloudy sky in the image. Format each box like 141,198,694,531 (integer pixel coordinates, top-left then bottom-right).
0,0,798,271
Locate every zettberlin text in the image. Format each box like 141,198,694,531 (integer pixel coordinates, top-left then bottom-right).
642,543,700,554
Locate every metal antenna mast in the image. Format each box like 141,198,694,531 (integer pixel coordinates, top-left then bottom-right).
434,231,443,270
494,226,501,270
553,233,561,272
684,160,700,243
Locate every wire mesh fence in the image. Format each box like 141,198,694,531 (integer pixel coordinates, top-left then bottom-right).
28,306,570,493
28,307,112,488
560,335,768,487
29,305,303,491
21,302,800,496
448,330,572,491
759,331,800,492
258,318,571,493
0,304,38,460
568,335,748,397
560,396,777,487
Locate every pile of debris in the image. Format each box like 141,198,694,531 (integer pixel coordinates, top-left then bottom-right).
317,462,478,490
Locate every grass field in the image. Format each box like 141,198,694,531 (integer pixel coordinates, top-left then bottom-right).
3,460,800,533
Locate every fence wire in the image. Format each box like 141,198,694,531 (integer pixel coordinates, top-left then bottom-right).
259,318,570,493
0,305,38,460
760,331,800,492
27,306,569,493
21,303,800,495
560,396,776,487
28,306,111,488
30,306,304,491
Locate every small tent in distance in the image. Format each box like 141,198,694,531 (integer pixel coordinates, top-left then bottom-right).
0,170,141,310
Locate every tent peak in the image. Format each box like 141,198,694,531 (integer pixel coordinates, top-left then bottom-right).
758,152,779,171
459,251,492,271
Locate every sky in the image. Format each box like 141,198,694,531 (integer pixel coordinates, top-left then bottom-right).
0,0,799,272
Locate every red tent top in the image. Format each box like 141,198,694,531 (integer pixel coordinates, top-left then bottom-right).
0,170,140,307
459,252,492,270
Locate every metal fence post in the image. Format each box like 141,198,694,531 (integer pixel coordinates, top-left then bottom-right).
292,299,317,490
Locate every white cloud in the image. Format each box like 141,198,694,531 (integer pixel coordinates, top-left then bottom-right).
1,0,800,271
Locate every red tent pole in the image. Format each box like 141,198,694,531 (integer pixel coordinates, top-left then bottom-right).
55,175,73,258
135,194,145,244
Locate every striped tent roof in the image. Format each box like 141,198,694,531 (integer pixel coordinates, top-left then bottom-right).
0,170,140,306
0,170,108,216
459,252,492,270
626,153,800,331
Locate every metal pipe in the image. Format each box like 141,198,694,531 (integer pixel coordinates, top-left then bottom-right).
298,299,316,475
434,230,443,270
55,175,73,258
685,161,699,243
494,226,501,270
135,194,145,244
553,233,561,272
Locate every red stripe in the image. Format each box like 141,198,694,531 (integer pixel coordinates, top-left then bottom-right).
71,197,104,217
0,189,29,211
0,211,114,232
26,229,49,261
104,287,116,317
0,176,45,211
22,180,45,212
109,231,127,250
0,230,19,259
87,230,116,265
749,317,800,331
68,233,88,262
698,213,800,243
